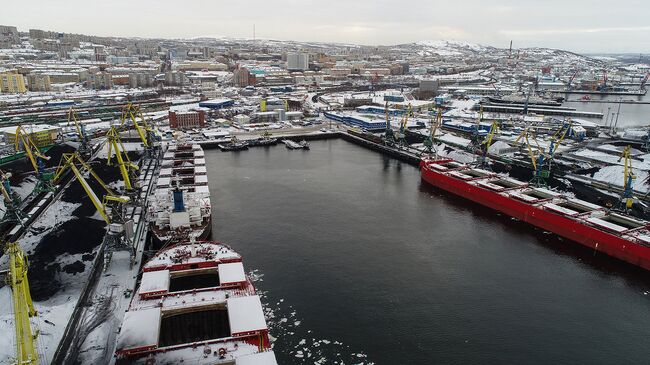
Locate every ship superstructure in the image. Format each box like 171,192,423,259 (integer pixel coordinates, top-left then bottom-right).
149,142,211,245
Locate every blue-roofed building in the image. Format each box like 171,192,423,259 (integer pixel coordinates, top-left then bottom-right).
198,98,235,109
355,105,405,116
323,111,386,130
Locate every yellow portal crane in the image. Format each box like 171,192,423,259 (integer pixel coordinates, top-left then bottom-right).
618,145,635,210
106,127,139,191
423,107,443,154
397,104,411,147
120,103,152,148
54,153,130,224
14,126,54,193
67,107,89,152
14,126,49,175
482,121,499,150
1,169,23,224
5,242,39,365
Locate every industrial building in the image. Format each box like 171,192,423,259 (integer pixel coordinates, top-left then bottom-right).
0,124,60,148
323,111,386,130
168,110,206,129
198,98,235,109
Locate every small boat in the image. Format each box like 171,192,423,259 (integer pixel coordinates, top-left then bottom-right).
247,133,278,147
218,136,249,151
282,139,310,150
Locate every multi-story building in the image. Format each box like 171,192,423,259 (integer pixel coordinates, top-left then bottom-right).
287,52,309,71
0,25,19,47
129,72,154,88
169,110,206,129
164,71,188,86
88,71,113,90
26,74,51,92
29,29,47,39
0,71,27,93
233,67,256,87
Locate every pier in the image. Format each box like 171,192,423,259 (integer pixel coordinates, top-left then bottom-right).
479,104,604,118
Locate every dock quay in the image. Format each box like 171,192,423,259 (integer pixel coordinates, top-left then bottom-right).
50,152,160,364
479,104,604,118
558,90,647,96
340,131,422,166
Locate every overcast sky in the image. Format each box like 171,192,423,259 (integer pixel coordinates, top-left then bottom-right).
3,0,649,53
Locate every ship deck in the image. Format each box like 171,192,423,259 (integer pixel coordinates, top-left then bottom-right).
115,242,274,364
422,158,650,247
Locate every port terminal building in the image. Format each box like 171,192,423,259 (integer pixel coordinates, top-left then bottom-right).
323,111,386,130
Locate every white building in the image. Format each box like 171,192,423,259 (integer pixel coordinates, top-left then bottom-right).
287,52,309,71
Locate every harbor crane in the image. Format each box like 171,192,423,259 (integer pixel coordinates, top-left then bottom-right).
14,126,54,194
383,102,395,146
106,127,139,192
567,70,579,90
0,169,24,225
5,241,40,365
53,152,133,268
469,106,485,152
397,104,412,149
423,107,443,155
641,72,649,91
516,119,573,187
616,145,636,211
476,120,499,167
67,107,89,154
120,103,157,154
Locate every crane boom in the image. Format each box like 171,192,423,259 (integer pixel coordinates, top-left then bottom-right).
5,242,39,365
120,103,151,148
106,127,138,191
14,126,49,174
54,153,128,224
67,107,89,151
618,145,636,210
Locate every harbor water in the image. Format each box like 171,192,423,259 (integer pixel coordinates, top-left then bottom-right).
206,139,650,364
562,92,650,127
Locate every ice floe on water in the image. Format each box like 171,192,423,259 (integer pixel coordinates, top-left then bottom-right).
249,269,375,365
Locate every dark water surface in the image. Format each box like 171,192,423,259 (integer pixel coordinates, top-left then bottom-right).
206,139,650,365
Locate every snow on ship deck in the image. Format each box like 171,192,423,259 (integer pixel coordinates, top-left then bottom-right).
115,241,276,364
150,142,212,243
422,158,650,249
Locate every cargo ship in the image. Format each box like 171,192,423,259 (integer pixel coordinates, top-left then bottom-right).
420,157,650,270
148,143,211,247
114,240,277,364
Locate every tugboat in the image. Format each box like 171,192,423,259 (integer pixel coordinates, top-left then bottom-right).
219,136,249,151
247,132,278,147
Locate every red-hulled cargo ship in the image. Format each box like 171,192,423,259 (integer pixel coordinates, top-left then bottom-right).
420,157,650,270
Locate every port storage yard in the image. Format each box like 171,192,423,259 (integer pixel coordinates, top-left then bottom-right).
1,22,650,365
